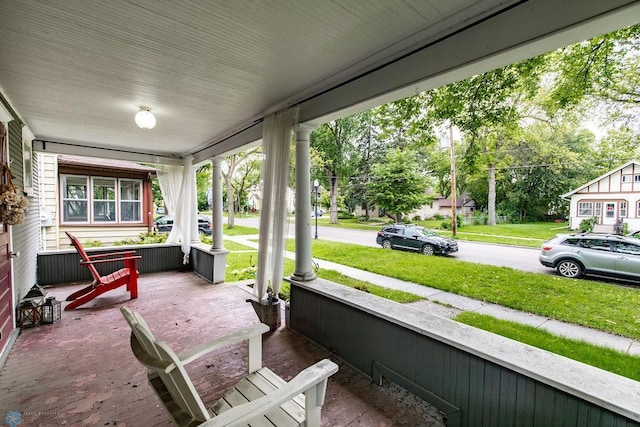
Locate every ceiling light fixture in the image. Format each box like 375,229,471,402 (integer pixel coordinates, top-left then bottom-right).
135,106,156,129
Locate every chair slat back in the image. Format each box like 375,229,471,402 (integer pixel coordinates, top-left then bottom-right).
65,231,101,282
120,307,210,423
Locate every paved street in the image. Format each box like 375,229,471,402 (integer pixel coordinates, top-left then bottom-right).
231,216,551,275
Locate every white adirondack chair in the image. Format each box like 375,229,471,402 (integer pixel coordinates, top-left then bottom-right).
120,306,338,427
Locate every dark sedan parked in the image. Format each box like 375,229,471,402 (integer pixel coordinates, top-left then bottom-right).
376,224,458,256
153,214,213,235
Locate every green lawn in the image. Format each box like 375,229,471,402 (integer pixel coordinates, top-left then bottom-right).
282,239,640,340
317,219,566,247
224,248,421,304
456,312,640,382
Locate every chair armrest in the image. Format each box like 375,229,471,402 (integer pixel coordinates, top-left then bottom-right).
80,256,142,266
178,323,270,365
87,250,137,259
199,359,339,427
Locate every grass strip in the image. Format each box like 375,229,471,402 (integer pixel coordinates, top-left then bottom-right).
455,312,640,382
225,251,421,303
293,240,640,340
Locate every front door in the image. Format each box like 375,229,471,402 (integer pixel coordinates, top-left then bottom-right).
0,223,13,352
603,202,616,225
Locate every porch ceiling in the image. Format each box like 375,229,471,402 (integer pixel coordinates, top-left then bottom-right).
0,0,639,164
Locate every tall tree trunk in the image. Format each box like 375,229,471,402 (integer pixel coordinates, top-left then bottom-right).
328,173,339,224
225,155,237,228
487,163,496,226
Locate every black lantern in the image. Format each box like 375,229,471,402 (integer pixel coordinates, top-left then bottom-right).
41,297,62,324
17,301,40,328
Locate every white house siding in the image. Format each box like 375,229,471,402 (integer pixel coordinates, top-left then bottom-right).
566,161,640,232
8,120,40,306
39,153,59,250
39,153,153,248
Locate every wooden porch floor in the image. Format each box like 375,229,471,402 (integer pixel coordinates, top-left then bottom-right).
0,271,445,426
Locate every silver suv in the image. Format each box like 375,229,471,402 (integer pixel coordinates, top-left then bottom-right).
539,233,640,281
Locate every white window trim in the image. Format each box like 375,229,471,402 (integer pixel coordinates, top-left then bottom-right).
119,178,143,223
60,174,143,225
577,201,593,217
61,175,89,224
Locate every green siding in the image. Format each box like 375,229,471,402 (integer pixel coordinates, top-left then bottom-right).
289,283,640,427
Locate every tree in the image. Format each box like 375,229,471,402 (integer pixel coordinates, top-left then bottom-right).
426,57,547,224
310,116,361,223
365,149,430,222
551,24,640,108
195,163,211,212
222,147,261,228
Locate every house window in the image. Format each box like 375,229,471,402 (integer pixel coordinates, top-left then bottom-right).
622,174,632,183
620,202,627,218
637,202,640,218
62,176,88,222
93,178,116,222
120,179,142,222
578,202,593,216
635,174,640,182
595,202,602,217
61,175,143,224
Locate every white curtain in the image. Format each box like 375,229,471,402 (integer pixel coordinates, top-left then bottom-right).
156,165,182,219
165,156,196,264
255,107,299,300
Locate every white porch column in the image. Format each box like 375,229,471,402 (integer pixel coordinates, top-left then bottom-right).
291,125,316,281
210,158,225,251
189,160,201,245
210,157,228,283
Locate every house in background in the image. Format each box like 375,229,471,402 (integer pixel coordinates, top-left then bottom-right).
354,192,476,221
563,160,640,232
412,192,476,220
39,154,157,249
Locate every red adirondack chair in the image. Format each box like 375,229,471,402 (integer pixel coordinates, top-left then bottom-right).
64,232,141,310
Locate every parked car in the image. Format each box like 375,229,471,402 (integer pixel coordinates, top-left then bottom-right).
311,208,324,217
153,215,212,235
539,233,640,281
376,224,458,256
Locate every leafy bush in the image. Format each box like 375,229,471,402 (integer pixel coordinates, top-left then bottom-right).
471,212,488,225
412,215,422,221
432,213,445,220
441,215,462,230
337,211,354,219
83,239,103,248
578,217,598,233
113,232,168,246
613,218,628,236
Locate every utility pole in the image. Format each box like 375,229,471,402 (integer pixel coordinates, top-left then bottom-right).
449,123,457,236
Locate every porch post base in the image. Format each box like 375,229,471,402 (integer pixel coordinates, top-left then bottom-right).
290,271,317,282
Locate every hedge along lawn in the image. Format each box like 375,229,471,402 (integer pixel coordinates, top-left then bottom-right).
456,312,640,382
224,249,422,303
295,240,640,340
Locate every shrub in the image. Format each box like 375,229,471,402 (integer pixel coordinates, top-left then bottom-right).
113,232,168,246
83,239,103,248
337,211,354,220
433,213,445,220
471,212,488,225
612,219,628,236
412,215,422,221
578,217,598,233
441,215,462,230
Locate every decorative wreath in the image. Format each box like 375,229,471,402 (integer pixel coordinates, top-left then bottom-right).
0,163,28,225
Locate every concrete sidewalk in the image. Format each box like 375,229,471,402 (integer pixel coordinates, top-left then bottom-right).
226,234,640,356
